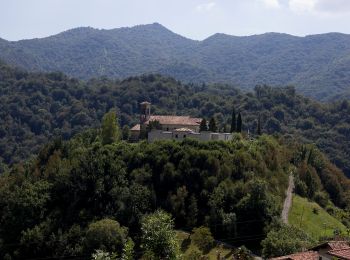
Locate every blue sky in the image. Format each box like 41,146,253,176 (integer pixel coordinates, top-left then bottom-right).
1,0,350,41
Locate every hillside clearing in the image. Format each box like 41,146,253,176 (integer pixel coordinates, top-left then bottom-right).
288,195,346,239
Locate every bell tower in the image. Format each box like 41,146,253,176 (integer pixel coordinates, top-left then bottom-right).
140,101,151,124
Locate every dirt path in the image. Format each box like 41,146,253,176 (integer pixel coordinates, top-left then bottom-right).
281,174,294,224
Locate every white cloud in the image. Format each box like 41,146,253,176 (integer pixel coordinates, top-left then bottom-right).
196,2,217,12
261,0,281,9
289,0,317,13
315,0,350,14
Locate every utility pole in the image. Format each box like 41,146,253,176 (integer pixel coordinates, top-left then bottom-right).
299,206,305,228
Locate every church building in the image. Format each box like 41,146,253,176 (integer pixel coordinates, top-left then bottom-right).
130,102,232,142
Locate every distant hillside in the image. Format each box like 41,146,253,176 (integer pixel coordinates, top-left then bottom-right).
1,24,350,100
2,61,350,178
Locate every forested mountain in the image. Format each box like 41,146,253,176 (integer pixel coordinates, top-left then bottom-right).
1,23,350,100
2,61,350,178
1,128,350,259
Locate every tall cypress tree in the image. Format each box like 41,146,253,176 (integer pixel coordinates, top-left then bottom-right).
101,110,120,145
209,117,218,132
237,113,242,133
257,115,262,135
199,119,208,132
230,107,236,133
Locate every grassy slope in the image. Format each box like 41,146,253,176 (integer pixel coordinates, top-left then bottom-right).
176,231,234,259
288,195,346,239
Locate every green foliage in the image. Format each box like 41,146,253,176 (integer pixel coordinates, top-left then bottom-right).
208,117,217,132
230,107,236,133
141,210,180,259
85,219,127,254
1,25,350,101
183,247,202,260
261,224,314,258
1,62,350,179
121,125,130,141
232,246,254,260
101,111,120,145
237,113,242,133
199,119,208,132
121,238,134,260
190,226,214,253
91,250,117,260
288,195,347,239
0,127,349,258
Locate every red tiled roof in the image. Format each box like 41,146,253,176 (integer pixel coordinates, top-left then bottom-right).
145,115,201,126
328,241,350,250
270,251,319,260
311,241,349,251
130,124,140,131
328,248,350,259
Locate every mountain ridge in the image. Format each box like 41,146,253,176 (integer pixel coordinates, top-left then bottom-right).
1,23,350,100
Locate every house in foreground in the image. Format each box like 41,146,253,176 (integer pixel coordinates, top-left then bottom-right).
270,241,350,260
130,102,232,142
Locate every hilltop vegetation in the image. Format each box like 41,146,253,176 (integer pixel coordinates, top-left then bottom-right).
2,61,350,178
1,24,350,100
1,120,350,259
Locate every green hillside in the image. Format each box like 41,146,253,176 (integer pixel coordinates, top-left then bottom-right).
2,61,350,179
1,24,350,100
177,231,234,259
289,195,347,239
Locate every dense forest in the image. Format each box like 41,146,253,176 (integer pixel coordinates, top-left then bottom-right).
1,23,350,100
2,61,350,178
1,117,350,258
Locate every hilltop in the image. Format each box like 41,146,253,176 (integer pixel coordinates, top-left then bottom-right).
1,24,350,100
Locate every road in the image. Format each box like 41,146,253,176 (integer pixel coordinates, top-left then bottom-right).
281,174,294,224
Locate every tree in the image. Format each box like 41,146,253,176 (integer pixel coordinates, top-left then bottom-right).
261,224,314,258
141,210,180,259
257,115,262,135
91,250,117,260
233,246,254,260
237,113,242,133
85,219,127,254
147,120,162,131
230,107,236,133
101,110,120,145
209,118,218,132
121,238,134,260
122,125,130,141
190,226,214,253
199,119,208,132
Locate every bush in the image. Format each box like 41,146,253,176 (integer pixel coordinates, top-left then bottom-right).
190,226,214,253
85,219,127,254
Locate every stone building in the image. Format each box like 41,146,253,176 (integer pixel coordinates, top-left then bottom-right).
130,101,232,142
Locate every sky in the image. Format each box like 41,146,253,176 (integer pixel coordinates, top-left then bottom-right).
1,0,350,41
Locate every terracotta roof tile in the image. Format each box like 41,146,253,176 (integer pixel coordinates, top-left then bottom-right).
328,241,350,250
311,241,349,251
146,115,201,126
328,247,350,259
270,251,319,260
130,124,140,131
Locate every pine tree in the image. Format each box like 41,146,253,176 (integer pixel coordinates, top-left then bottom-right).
199,118,208,131
209,117,218,132
237,113,242,133
230,107,236,133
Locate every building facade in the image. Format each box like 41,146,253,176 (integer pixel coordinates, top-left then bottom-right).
130,102,232,142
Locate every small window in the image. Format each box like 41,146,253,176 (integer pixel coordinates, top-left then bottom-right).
166,127,169,131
